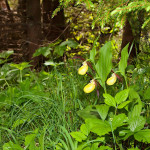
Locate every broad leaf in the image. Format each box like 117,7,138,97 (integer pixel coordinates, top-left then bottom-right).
44,61,64,66
33,47,52,57
0,50,14,59
25,129,38,147
85,118,111,136
134,129,150,143
96,104,109,120
103,93,116,107
111,113,127,130
115,89,129,105
99,146,113,150
80,124,89,136
77,105,99,120
54,39,78,57
95,41,112,87
122,131,134,141
90,36,99,63
59,39,78,48
119,44,129,77
128,89,142,118
54,45,66,56
3,141,23,150
144,87,150,100
128,116,146,132
10,62,31,71
70,131,87,142
118,101,131,109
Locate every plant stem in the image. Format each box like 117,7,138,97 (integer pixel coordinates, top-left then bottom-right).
20,70,22,82
110,121,117,150
124,76,128,88
4,78,10,87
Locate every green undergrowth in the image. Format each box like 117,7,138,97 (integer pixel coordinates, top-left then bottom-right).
0,40,150,149
0,60,98,149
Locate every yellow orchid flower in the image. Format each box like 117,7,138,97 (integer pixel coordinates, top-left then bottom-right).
78,61,88,75
106,73,117,85
83,80,96,93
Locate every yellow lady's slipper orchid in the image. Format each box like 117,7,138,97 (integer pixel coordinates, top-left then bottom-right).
83,80,96,93
106,73,117,85
78,62,88,75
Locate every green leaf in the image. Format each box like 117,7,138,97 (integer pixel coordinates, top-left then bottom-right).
54,45,66,56
33,47,52,57
111,113,127,130
10,62,31,71
3,141,23,150
0,50,14,59
118,101,131,109
122,131,134,141
85,118,111,136
144,87,150,100
12,119,26,129
25,134,36,147
60,39,78,48
90,36,99,63
44,61,64,66
85,0,94,10
25,129,38,147
77,105,99,120
44,61,56,66
115,89,129,105
128,116,146,132
39,127,47,150
95,41,112,87
128,147,140,150
128,89,142,118
103,93,116,107
134,129,150,143
54,39,78,57
99,146,113,150
80,124,89,136
119,44,129,77
70,131,87,142
96,104,109,120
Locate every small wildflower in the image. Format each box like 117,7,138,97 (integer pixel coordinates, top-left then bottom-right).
83,79,96,93
106,73,117,85
78,61,88,75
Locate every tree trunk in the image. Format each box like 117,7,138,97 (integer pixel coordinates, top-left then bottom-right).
134,10,144,53
18,0,27,23
26,0,41,67
42,0,52,23
121,11,144,60
121,18,136,58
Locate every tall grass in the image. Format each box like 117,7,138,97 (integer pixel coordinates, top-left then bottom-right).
0,60,98,149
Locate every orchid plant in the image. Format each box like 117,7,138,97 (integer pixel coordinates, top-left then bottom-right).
68,41,150,150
